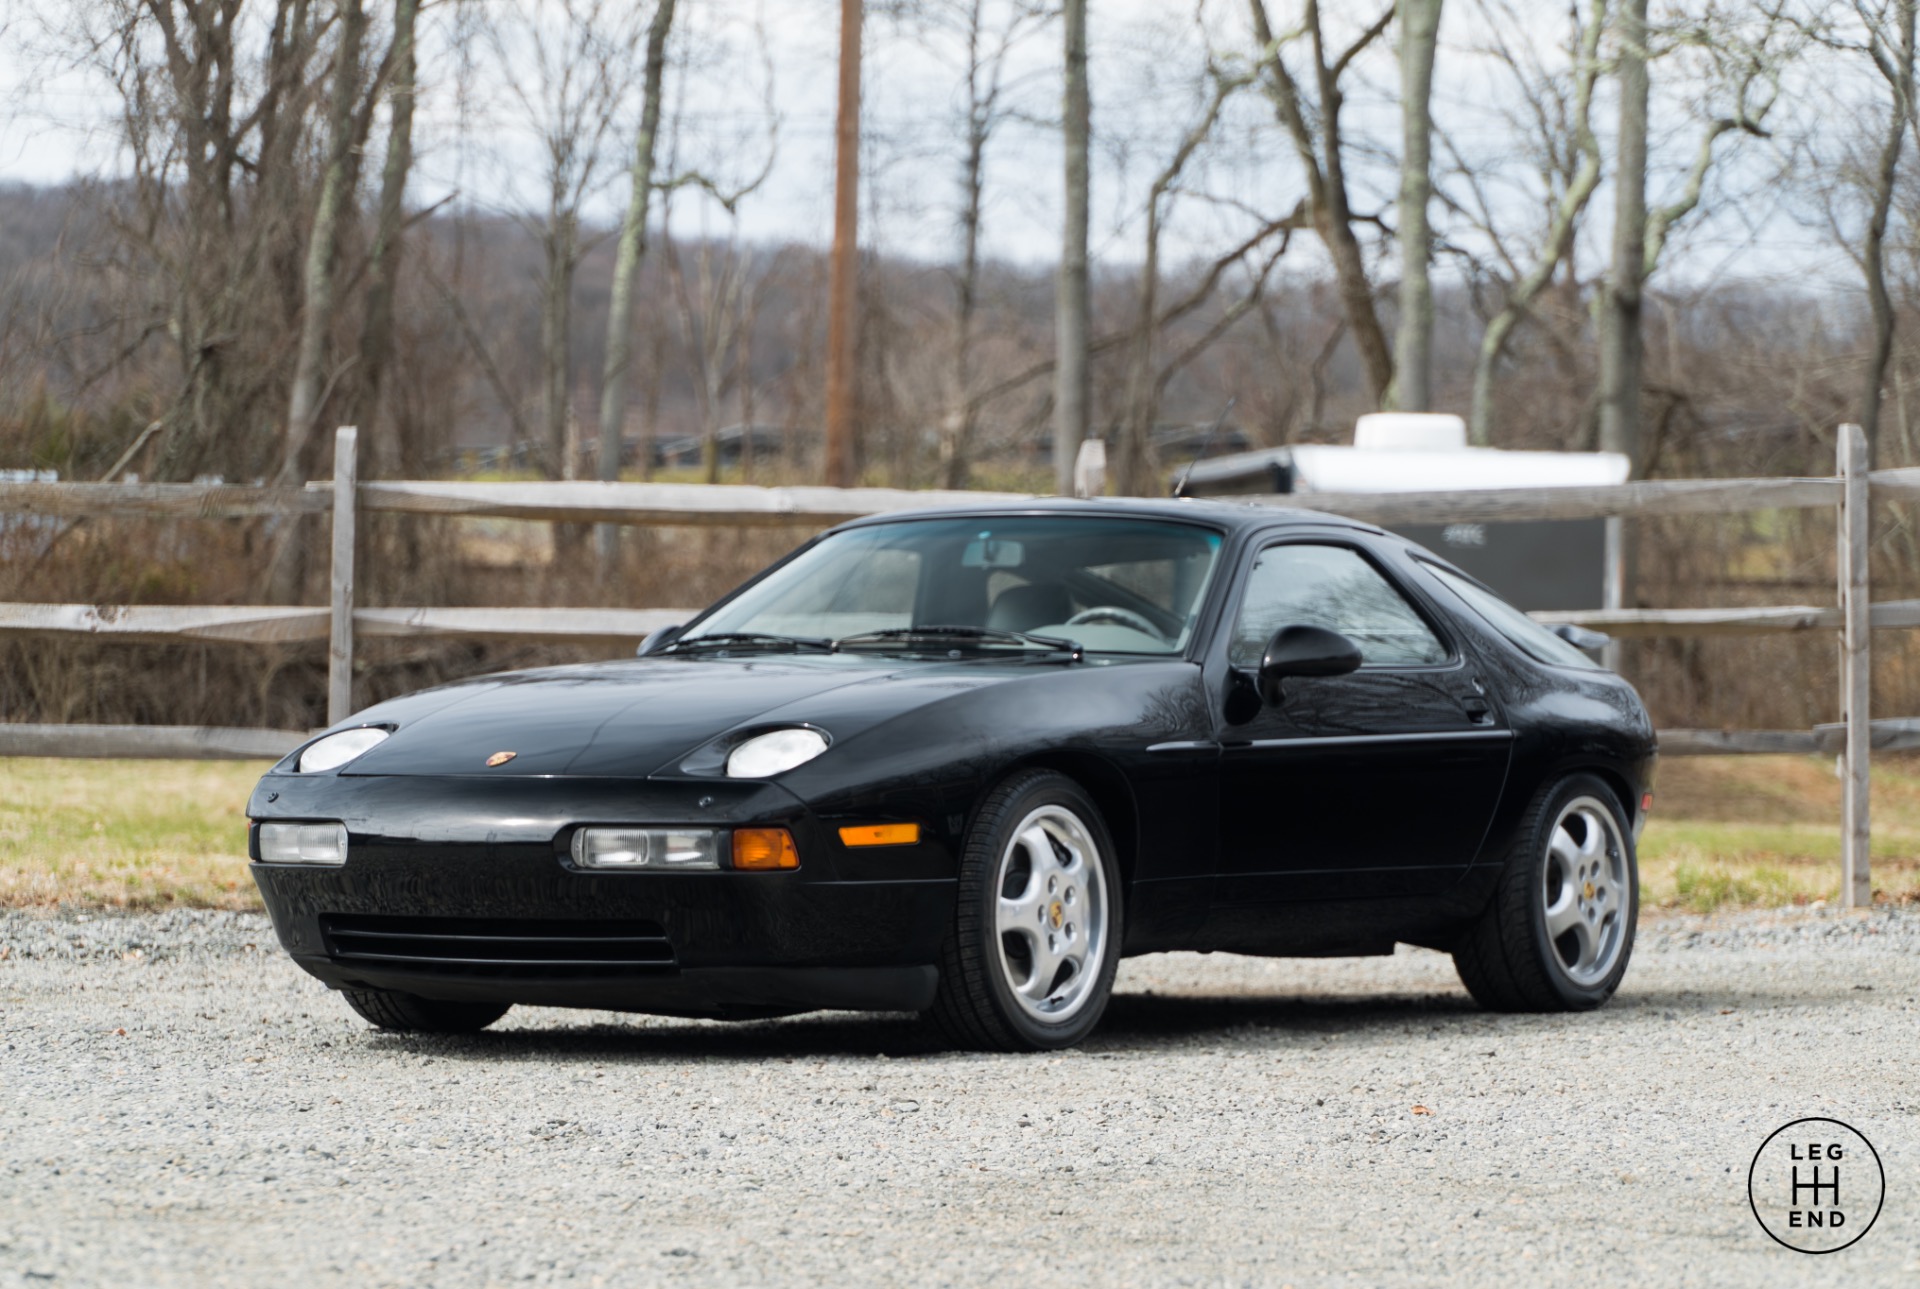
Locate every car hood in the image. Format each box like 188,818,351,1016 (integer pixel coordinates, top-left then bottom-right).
334,654,1041,778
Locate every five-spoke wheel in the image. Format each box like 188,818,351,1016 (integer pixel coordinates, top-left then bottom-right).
1540,795,1630,987
992,805,1110,1023
929,769,1122,1050
1452,773,1638,1011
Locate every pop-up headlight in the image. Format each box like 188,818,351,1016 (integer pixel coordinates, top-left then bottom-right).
297,727,390,773
725,728,829,778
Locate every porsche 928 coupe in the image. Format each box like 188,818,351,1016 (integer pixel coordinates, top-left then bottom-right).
248,499,1655,1051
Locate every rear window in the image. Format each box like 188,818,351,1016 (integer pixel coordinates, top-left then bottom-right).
1422,563,1604,670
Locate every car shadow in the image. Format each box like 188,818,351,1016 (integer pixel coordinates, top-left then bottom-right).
352,973,1870,1063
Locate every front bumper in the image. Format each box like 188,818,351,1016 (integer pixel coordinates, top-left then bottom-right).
248,772,954,1017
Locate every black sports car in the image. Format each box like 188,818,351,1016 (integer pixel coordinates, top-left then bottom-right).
248,499,1655,1051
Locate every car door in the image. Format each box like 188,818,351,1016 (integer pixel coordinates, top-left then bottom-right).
1211,536,1510,905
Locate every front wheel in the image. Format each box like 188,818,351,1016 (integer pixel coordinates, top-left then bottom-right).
341,988,511,1033
927,769,1123,1051
1452,773,1638,1011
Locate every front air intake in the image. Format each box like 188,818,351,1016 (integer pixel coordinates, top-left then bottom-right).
320,914,676,979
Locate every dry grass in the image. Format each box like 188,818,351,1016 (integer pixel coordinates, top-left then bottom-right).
2,754,1916,915
0,758,266,910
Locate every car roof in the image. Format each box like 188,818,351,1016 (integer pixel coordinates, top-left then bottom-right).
832,495,1385,537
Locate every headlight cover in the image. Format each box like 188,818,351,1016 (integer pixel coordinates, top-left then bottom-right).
297,727,390,773
725,728,829,778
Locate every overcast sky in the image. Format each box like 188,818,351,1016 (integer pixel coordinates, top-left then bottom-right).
0,0,1862,292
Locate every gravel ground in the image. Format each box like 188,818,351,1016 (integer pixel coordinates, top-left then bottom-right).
4,906,1918,1287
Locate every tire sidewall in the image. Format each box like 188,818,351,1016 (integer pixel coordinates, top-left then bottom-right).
966,772,1124,1049
1524,774,1638,1007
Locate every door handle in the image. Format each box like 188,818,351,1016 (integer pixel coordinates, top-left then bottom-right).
1460,695,1494,724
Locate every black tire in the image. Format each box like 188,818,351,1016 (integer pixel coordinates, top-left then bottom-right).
1452,773,1638,1012
341,988,511,1033
927,769,1124,1052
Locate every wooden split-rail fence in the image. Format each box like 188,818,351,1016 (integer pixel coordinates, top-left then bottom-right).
1,424,1914,909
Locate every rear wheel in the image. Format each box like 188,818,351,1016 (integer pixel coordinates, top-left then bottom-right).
928,769,1122,1051
1452,773,1637,1011
341,988,511,1033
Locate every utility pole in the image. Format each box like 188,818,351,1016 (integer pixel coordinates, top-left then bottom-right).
824,0,863,487
1054,0,1090,496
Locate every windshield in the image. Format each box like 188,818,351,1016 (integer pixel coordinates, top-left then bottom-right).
683,516,1225,656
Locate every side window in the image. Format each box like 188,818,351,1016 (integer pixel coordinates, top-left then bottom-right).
1230,543,1447,667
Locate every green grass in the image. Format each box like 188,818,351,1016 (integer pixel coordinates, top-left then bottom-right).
3,754,1917,914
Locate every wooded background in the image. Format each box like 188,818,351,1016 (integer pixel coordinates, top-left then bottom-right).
0,0,1916,733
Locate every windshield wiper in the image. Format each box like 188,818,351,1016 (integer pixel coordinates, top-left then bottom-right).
663,631,835,655
832,625,1084,662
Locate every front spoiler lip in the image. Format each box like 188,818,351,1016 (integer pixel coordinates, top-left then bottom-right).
287,954,940,1017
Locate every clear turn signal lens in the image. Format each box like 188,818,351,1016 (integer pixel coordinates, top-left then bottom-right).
570,827,724,871
257,822,349,866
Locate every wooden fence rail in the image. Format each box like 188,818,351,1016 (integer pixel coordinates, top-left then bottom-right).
0,424,1905,906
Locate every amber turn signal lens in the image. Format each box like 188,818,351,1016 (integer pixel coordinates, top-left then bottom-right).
838,823,921,848
731,827,800,870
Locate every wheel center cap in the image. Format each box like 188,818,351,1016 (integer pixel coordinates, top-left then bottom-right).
1583,880,1596,900
1048,901,1064,929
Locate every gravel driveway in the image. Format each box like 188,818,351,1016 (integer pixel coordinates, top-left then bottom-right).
3,906,1917,1287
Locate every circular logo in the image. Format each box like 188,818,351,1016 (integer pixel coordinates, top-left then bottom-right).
1748,1118,1883,1253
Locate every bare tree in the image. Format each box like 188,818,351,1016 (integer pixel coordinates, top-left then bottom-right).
1392,0,1444,411
1600,0,1787,470
1114,63,1257,495
280,0,370,485
888,0,1053,488
595,0,678,540
1845,0,1918,464
1247,0,1398,406
486,0,645,481
354,0,421,477
1460,0,1608,445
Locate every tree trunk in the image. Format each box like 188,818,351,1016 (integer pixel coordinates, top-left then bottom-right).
824,0,863,486
1859,0,1916,467
542,209,577,481
1391,0,1443,412
280,0,368,486
942,2,989,492
1598,0,1648,471
595,0,677,560
1116,208,1162,497
355,0,419,479
1054,0,1091,495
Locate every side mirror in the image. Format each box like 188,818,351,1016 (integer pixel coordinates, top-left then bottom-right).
1258,624,1363,704
637,624,685,657
1550,622,1610,652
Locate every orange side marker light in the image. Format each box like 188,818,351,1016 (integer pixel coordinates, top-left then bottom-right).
838,823,921,848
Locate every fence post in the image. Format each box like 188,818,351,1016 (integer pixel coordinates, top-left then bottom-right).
1838,423,1871,908
328,426,358,726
